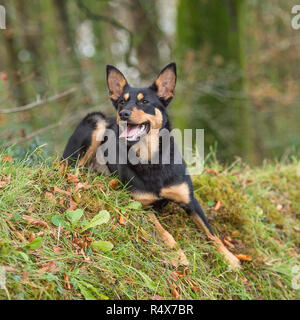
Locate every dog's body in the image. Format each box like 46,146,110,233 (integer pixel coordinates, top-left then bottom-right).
62,63,240,269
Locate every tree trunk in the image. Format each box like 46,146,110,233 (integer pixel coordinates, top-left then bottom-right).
176,0,254,162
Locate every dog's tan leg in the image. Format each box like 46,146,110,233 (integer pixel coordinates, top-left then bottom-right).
190,212,241,270
147,213,189,266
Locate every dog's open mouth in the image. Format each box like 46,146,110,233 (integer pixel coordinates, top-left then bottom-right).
119,122,150,142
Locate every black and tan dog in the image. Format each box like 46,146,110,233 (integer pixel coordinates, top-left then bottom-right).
62,63,240,269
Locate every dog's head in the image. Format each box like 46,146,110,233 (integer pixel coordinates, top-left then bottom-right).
106,63,176,145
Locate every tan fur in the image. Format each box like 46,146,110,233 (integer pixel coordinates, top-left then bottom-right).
132,192,159,206
108,69,127,100
79,120,107,166
124,93,130,101
190,212,241,270
160,182,190,204
130,108,163,161
137,92,144,100
147,213,189,266
155,68,176,100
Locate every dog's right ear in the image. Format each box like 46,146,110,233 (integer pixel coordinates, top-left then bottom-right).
106,65,128,102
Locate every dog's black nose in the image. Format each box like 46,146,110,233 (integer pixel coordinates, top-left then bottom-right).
119,110,131,120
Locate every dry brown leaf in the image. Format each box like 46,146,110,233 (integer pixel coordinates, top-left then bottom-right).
170,282,181,299
75,182,91,192
63,274,72,290
109,179,120,190
44,192,56,204
205,169,219,175
152,294,164,300
53,246,62,253
28,205,35,214
66,173,79,184
15,231,26,242
68,197,77,210
293,226,300,233
39,261,59,273
7,219,16,231
214,200,222,211
59,162,67,175
235,254,252,261
119,215,126,226
22,215,48,228
28,233,35,242
232,230,239,237
2,155,13,162
53,186,71,196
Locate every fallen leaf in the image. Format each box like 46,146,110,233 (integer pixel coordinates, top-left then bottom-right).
66,173,79,184
22,215,48,228
63,274,72,290
68,197,77,210
28,205,35,214
53,186,71,196
39,261,59,274
170,282,181,299
2,155,13,162
119,215,126,226
205,169,219,175
45,192,56,204
293,226,300,233
235,254,252,261
109,179,120,190
152,294,164,300
53,246,62,253
28,233,35,242
223,238,235,249
214,200,222,211
232,230,239,236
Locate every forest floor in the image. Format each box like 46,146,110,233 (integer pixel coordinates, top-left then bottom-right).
0,151,299,300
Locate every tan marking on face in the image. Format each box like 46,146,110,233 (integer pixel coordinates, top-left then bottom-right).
130,108,163,161
137,92,144,101
190,212,241,270
124,93,130,101
79,120,107,166
130,107,162,129
108,69,127,100
160,182,190,204
132,192,159,206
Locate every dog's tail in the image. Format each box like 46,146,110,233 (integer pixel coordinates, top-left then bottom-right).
62,112,107,166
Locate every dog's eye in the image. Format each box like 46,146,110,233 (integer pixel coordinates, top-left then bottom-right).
119,100,125,105
142,99,148,104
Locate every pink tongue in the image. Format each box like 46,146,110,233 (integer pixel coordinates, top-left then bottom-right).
120,125,141,138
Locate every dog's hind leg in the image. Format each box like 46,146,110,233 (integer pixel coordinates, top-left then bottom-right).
186,197,241,270
62,112,109,174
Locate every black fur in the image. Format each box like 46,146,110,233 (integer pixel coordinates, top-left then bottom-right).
62,63,214,235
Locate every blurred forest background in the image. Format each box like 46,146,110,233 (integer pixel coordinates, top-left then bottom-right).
0,0,299,164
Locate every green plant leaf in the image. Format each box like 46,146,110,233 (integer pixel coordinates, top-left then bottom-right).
66,209,84,227
136,270,156,291
51,215,68,227
91,240,114,252
207,201,215,207
77,281,108,300
127,201,142,210
81,210,110,232
24,237,43,250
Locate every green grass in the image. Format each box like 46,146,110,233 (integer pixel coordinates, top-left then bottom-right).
0,151,299,300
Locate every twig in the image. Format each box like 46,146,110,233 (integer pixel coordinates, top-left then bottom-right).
0,88,76,114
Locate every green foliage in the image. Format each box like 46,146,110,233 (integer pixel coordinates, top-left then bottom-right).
0,153,299,300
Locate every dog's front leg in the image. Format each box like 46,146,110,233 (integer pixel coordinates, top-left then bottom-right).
186,197,241,270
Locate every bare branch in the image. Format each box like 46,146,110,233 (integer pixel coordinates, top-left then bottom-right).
0,88,76,114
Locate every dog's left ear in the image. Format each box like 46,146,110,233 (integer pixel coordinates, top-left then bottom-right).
150,62,177,106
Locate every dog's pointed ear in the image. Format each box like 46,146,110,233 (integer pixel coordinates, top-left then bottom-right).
150,62,177,106
106,65,128,101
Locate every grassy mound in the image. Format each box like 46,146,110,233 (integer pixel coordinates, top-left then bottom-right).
0,153,299,300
